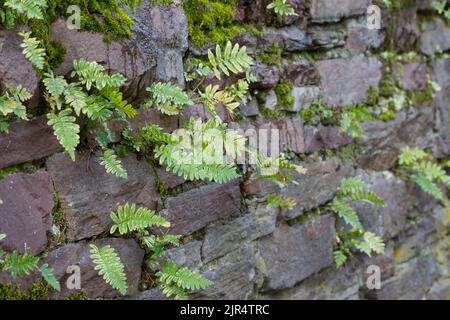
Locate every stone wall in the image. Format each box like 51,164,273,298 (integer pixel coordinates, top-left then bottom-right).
1,0,450,300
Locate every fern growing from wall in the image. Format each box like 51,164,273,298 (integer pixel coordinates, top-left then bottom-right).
399,147,450,205
0,234,61,292
18,32,134,178
329,178,386,268
0,0,47,28
90,203,213,299
267,0,298,18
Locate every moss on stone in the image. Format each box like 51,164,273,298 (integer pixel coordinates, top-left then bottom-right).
259,43,283,67
274,80,294,111
183,0,253,47
0,282,50,300
0,165,19,180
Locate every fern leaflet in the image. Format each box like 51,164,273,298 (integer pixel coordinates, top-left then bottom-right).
90,244,128,295
47,109,80,161
110,203,170,235
99,149,128,179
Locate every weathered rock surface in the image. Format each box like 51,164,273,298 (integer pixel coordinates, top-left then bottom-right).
316,57,382,106
161,181,241,235
44,238,144,299
310,0,370,23
194,243,261,300
46,152,161,241
202,206,276,263
280,158,354,220
353,171,411,240
258,215,336,291
0,171,53,255
0,117,62,169
419,18,450,56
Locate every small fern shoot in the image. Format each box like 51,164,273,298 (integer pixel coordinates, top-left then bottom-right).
267,0,298,18
207,41,254,80
19,31,46,70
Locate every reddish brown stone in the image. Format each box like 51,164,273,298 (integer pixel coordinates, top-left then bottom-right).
0,117,62,169
0,171,53,255
162,181,241,235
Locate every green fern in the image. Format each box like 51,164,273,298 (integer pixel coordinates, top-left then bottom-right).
3,251,39,279
398,147,427,166
47,109,80,161
39,263,61,292
329,199,363,231
4,0,47,20
207,41,254,80
267,0,298,17
99,149,128,179
413,175,444,201
71,59,126,91
89,244,128,296
333,250,347,269
145,82,193,116
0,83,31,120
267,194,296,210
110,203,170,235
143,234,181,261
63,84,87,116
399,147,449,204
19,31,46,70
156,261,213,300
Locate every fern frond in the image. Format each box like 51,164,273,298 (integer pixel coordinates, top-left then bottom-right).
43,72,67,100
159,282,188,300
339,178,365,196
200,84,240,115
3,251,39,278
345,190,386,207
267,194,296,210
19,31,46,70
72,60,126,91
89,244,128,295
110,203,170,235
416,161,446,181
101,87,137,119
155,144,240,183
139,124,173,144
356,232,385,256
329,199,363,231
207,41,254,80
0,234,6,241
47,109,80,161
398,147,427,166
413,175,444,201
267,0,298,17
39,263,61,292
0,116,9,133
146,82,192,106
333,250,347,268
99,149,128,179
157,261,213,292
5,0,47,20
63,84,87,116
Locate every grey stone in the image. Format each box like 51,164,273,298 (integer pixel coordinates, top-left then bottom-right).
353,171,412,240
280,158,354,220
310,0,370,23
264,90,278,111
164,241,203,271
258,215,336,291
316,57,382,106
0,116,62,169
358,108,435,171
202,206,277,263
194,243,260,300
162,181,241,235
419,18,450,56
367,254,438,300
46,151,161,241
251,63,280,89
0,171,53,255
44,238,144,299
292,86,320,112
240,98,260,117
